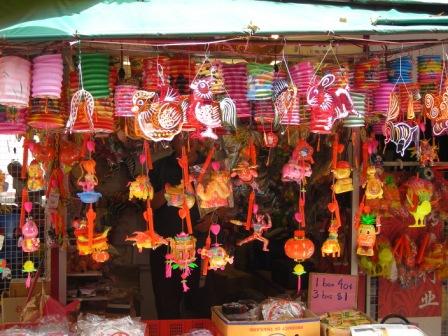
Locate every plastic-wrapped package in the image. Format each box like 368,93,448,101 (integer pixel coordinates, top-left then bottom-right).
221,300,260,321
76,314,145,336
261,298,306,321
0,315,70,336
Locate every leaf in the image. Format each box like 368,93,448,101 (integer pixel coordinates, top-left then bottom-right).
172,264,179,270
361,213,376,225
188,263,198,268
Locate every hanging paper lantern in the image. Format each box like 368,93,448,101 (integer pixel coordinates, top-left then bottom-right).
364,166,384,200
198,223,233,274
321,232,341,258
387,56,412,84
0,105,27,134
343,92,365,128
424,86,448,136
27,160,45,191
290,61,314,96
0,56,31,108
168,58,196,94
18,202,40,253
307,74,357,134
222,63,250,118
356,213,381,256
27,98,65,130
114,84,137,117
165,232,198,292
237,204,272,251
284,230,314,292
79,54,110,98
354,58,381,90
73,218,110,258
418,55,443,97
134,86,184,141
31,54,63,99
142,57,170,92
247,63,273,101
384,93,419,156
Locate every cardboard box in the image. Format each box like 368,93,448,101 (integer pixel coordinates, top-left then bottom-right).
320,310,374,336
9,280,50,298
212,306,320,336
1,294,27,323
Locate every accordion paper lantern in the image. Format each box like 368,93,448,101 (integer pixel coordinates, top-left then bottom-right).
0,105,27,134
72,97,115,133
27,98,65,130
142,57,169,92
31,54,63,99
418,55,443,97
169,58,196,95
0,56,31,108
344,92,365,128
79,54,110,98
290,61,314,96
388,56,412,84
222,63,250,118
114,85,137,117
247,63,273,100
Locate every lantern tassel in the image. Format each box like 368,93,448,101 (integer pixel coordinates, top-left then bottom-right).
246,190,255,231
86,204,96,249
165,261,172,278
297,275,301,294
26,273,31,289
21,138,29,180
19,188,29,229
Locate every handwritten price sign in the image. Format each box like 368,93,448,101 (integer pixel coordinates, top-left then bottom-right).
308,272,358,314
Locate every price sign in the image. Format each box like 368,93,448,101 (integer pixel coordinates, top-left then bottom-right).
308,272,358,314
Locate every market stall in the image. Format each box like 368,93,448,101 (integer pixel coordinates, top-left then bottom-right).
0,0,447,335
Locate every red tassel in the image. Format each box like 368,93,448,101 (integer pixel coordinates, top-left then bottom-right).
246,191,255,231
297,275,301,294
21,138,29,180
144,140,153,170
184,201,193,235
19,188,29,229
197,146,215,184
165,262,172,278
86,204,96,248
361,141,369,184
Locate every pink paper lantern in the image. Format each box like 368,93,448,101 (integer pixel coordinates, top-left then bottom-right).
0,56,31,108
114,85,137,117
32,54,63,99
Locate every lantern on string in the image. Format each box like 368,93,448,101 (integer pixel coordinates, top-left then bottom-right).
0,56,31,108
73,217,111,260
114,84,137,117
418,55,443,97
0,105,27,134
237,203,272,251
27,160,44,192
343,92,366,128
134,86,184,141
77,140,102,204
384,93,419,157
142,57,170,92
424,86,448,136
27,98,65,130
290,61,314,97
198,223,233,275
79,54,110,98
31,54,63,99
168,58,196,95
284,230,314,290
322,191,342,258
356,212,381,256
222,63,250,118
18,202,39,253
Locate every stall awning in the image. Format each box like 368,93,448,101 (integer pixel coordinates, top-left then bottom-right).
0,0,447,41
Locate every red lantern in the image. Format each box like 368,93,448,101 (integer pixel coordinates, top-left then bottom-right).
284,230,314,294
284,230,315,261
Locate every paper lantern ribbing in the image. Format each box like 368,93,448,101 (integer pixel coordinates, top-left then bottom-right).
142,57,169,92
0,56,31,108
27,98,65,130
344,92,366,128
290,61,314,96
418,55,443,97
114,85,137,117
222,63,250,118
247,63,274,101
388,56,412,84
0,105,27,134
79,54,110,98
32,54,63,99
168,58,196,95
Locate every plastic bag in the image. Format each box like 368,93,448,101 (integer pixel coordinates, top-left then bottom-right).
76,314,145,336
261,297,306,321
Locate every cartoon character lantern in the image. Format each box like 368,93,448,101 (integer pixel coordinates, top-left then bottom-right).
27,160,44,191
332,161,353,194
165,232,198,292
237,204,272,251
18,202,39,253
405,177,433,228
282,140,314,184
363,166,383,200
198,223,233,274
73,218,110,262
356,213,381,256
129,174,154,201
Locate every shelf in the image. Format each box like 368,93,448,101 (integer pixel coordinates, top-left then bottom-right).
67,271,102,277
67,296,109,302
